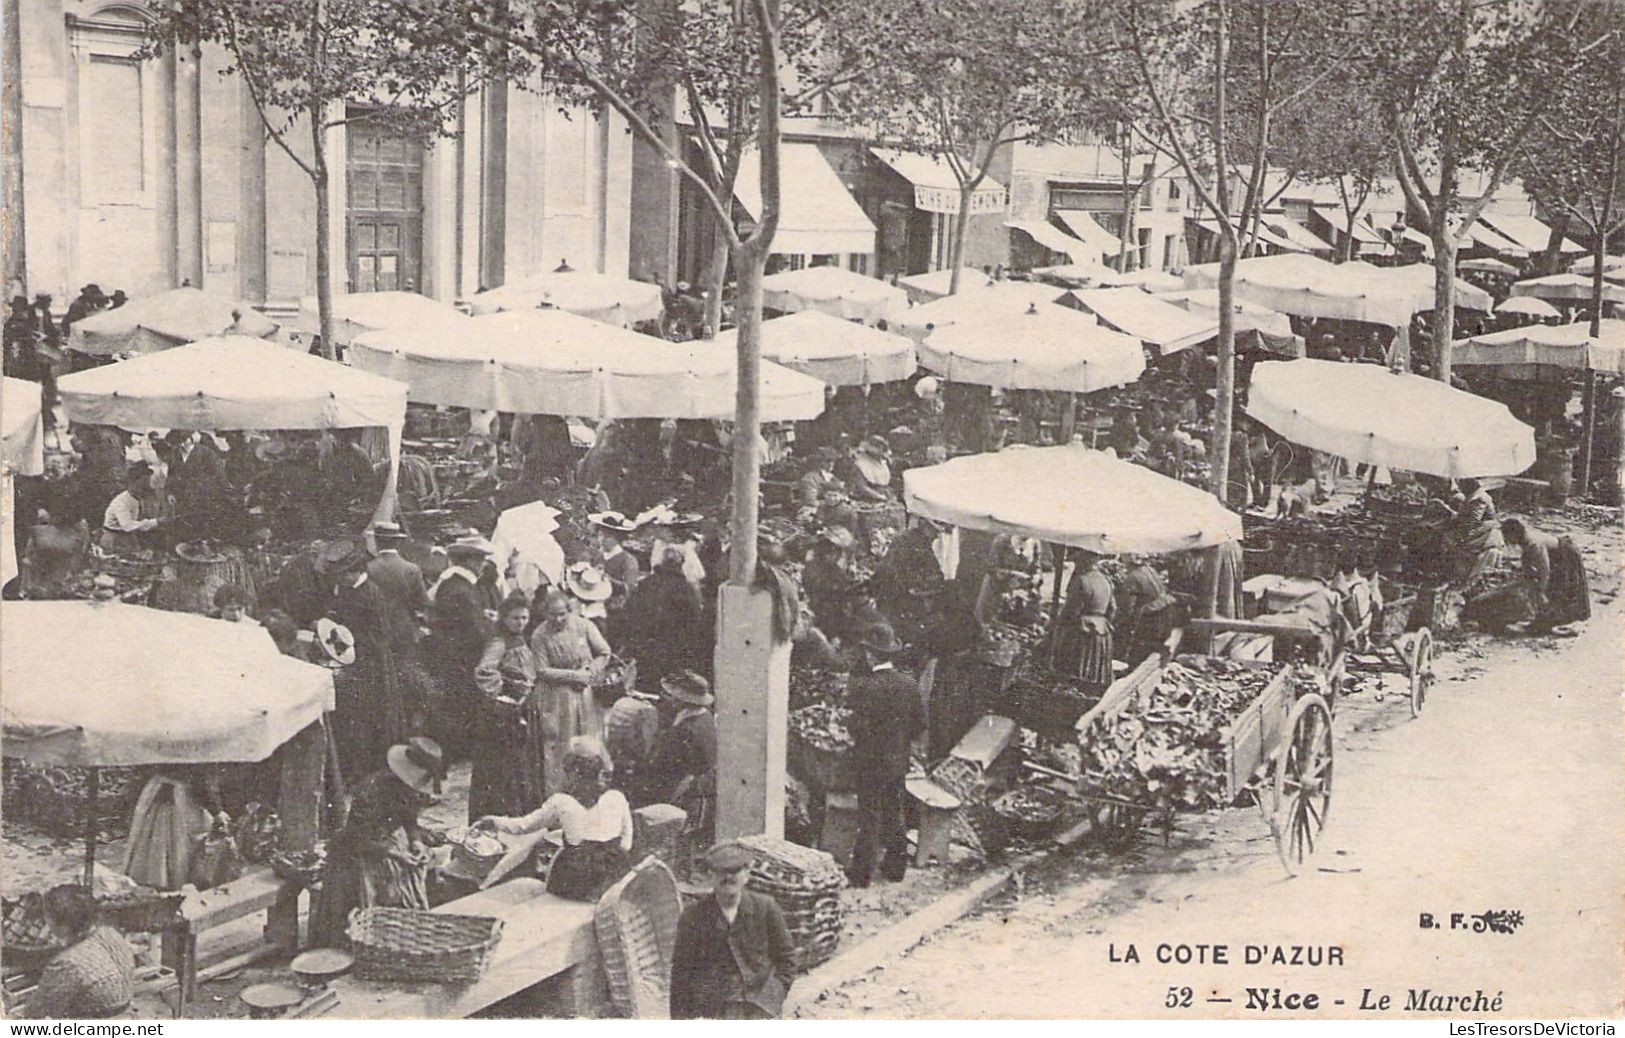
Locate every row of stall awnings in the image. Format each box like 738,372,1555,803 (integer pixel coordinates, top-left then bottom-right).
1194,213,1334,254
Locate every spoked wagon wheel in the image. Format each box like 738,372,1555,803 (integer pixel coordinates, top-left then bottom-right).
1407,628,1434,718
1270,692,1334,876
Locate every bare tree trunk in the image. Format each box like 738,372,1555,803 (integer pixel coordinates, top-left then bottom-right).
947,184,975,294
729,250,765,581
1207,0,1234,514
311,104,336,362
1118,127,1134,271
1430,226,1456,382
703,223,729,339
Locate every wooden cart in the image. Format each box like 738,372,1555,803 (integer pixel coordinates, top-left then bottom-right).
1339,588,1436,718
1052,642,1334,876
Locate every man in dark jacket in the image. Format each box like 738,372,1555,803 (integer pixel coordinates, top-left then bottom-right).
426,535,496,755
625,546,707,687
670,841,795,1019
365,521,430,653
846,622,925,887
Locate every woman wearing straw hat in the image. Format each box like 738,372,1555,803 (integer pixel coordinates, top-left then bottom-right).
648,671,718,846
309,740,444,947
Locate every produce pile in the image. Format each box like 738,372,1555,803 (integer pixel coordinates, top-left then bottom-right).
1077,656,1280,815
788,667,848,710
788,701,852,757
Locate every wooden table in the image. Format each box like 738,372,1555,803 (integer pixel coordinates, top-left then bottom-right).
314,879,608,1019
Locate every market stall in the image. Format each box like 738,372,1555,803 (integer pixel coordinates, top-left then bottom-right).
466,271,665,328
1151,289,1303,355
1071,287,1218,355
56,335,410,523
918,304,1145,393
348,309,826,421
1510,273,1625,306
760,266,908,327
714,311,916,387
2,376,45,587
67,287,281,357
1454,319,1625,374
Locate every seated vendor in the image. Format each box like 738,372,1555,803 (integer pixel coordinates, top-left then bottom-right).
1448,478,1505,586
836,436,894,503
473,736,634,902
100,464,166,552
17,886,135,1019
796,447,845,511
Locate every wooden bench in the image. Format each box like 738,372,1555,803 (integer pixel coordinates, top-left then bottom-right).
314,879,608,1019
162,866,302,1016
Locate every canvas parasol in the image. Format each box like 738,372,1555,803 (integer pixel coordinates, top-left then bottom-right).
894,281,1076,343
2,600,336,881
68,287,281,356
1460,257,1520,277
919,303,1145,393
760,266,907,326
1246,359,1535,478
467,271,665,327
714,311,917,387
903,444,1241,555
295,290,469,346
1453,320,1625,375
1495,296,1561,320
1510,273,1625,305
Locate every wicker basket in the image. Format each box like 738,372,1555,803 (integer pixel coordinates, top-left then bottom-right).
346,908,504,984
594,857,682,1018
736,836,847,972
98,891,186,933
992,789,1063,841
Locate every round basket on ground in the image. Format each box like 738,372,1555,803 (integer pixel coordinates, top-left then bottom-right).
993,787,1064,841
346,907,504,984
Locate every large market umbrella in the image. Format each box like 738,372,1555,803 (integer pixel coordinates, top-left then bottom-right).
760,266,907,327
1510,273,1625,305
897,267,996,303
919,303,1144,393
903,444,1241,555
1033,262,1121,287
1072,287,1217,354
1569,255,1625,281
895,281,1076,343
1091,268,1184,293
1460,257,1520,277
467,271,665,327
3,377,45,587
57,336,410,522
1151,289,1303,356
1453,320,1625,375
1184,254,1441,327
1246,359,1535,478
1495,296,1561,321
714,311,916,387
2,600,336,881
67,288,281,357
295,290,470,346
350,308,826,421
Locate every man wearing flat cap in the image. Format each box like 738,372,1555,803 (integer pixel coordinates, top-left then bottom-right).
670,840,795,1019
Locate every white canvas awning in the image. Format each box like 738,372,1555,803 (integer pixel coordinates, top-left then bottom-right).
1184,254,1440,327
1247,359,1535,478
1479,213,1585,255
68,287,281,356
1569,254,1625,278
296,290,470,346
873,148,1007,216
1054,211,1123,255
1464,220,1527,256
715,311,916,387
2,601,335,767
895,281,1077,343
350,309,826,421
1511,273,1625,305
897,268,997,303
1311,206,1387,246
1453,320,1625,374
467,271,664,327
920,303,1144,392
735,144,876,256
904,444,1241,554
1006,220,1096,263
1072,288,1217,354
761,266,907,326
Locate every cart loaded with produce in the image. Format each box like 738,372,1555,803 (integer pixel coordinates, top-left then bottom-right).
1024,640,1334,875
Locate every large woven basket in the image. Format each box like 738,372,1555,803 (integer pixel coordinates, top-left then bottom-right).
346,908,503,984
594,857,682,1018
737,835,848,972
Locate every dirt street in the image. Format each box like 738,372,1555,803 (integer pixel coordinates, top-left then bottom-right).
800,520,1624,1021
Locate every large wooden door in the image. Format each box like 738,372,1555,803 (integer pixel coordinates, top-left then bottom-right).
346,124,424,293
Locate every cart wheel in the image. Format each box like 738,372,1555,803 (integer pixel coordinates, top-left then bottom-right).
1095,802,1145,845
1270,692,1334,876
1408,628,1434,718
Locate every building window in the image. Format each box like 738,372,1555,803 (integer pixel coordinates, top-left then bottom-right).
85,57,144,196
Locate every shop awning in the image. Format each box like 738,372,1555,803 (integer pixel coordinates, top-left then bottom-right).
1479,213,1585,255
904,444,1241,555
1006,220,1097,263
1311,206,1386,246
1054,210,1123,255
1071,287,1217,354
2,601,335,767
1464,220,1527,256
1454,319,1625,374
735,144,877,256
1247,359,1535,478
1194,217,1307,254
1260,213,1334,254
873,148,1006,216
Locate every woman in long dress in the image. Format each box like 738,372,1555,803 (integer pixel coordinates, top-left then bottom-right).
470,593,545,821
1052,551,1117,693
529,588,611,797
122,767,220,891
472,736,633,902
309,748,439,948
1502,517,1591,633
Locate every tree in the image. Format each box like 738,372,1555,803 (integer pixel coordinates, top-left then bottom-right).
1375,0,1594,382
1280,81,1390,262
1516,14,1625,492
830,0,1100,294
145,0,491,362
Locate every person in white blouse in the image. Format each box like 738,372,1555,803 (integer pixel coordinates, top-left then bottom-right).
100,466,166,552
472,736,635,901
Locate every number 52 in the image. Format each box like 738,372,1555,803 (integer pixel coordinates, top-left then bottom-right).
1166,987,1193,1009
